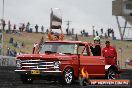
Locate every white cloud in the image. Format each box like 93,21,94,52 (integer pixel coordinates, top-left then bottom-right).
0,0,130,39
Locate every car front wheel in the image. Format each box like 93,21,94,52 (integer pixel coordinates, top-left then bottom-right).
62,68,74,85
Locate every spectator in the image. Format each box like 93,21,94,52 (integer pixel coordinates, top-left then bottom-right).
26,22,30,32
46,29,49,34
105,33,108,38
41,25,44,33
6,48,10,56
13,49,17,57
72,28,74,35
82,29,85,36
13,42,18,47
29,28,33,33
85,32,89,37
107,28,112,37
13,24,16,33
19,26,22,32
17,43,21,48
9,37,14,44
75,34,78,41
96,31,99,36
2,19,6,31
17,50,22,55
35,24,39,33
111,29,115,40
101,28,103,34
80,30,83,36
66,28,68,35
93,29,95,37
8,20,11,32
21,42,25,48
21,24,25,32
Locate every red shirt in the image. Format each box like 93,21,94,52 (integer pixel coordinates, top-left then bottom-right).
102,46,117,59
48,33,64,41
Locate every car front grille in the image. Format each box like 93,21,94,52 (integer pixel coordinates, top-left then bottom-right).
20,60,57,70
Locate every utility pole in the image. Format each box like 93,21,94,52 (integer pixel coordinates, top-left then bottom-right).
65,20,71,35
66,20,71,29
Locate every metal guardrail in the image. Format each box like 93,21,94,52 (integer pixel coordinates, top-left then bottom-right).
0,55,16,66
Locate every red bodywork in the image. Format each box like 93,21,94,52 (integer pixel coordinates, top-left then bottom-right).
15,41,122,80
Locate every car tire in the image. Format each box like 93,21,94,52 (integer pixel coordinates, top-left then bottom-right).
61,68,74,85
107,69,119,79
20,75,33,84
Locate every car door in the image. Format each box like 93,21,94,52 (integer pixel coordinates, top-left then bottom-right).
79,44,105,78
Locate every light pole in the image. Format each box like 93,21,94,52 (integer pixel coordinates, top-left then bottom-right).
2,0,5,19
92,26,95,37
1,0,5,55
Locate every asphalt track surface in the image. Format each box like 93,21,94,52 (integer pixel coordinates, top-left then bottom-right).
0,66,131,88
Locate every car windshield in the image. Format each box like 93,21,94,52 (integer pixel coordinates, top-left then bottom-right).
39,42,78,54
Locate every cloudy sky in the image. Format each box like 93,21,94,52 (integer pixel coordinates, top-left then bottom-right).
0,0,131,38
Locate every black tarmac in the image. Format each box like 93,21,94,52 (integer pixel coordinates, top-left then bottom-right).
0,66,131,88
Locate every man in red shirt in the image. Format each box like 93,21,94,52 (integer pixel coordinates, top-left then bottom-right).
48,28,64,41
102,41,117,65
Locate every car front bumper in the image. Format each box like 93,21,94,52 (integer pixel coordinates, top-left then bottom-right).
15,69,62,76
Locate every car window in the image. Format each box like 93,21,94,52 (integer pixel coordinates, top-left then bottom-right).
83,47,90,56
39,43,77,54
78,44,85,54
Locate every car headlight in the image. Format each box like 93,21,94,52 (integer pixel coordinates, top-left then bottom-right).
54,61,61,68
16,59,21,68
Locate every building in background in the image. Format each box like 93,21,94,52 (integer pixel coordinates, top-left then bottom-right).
112,0,132,40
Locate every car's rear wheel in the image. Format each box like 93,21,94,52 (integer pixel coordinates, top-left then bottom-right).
107,69,119,79
20,75,33,84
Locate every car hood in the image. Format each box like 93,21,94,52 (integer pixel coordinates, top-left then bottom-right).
17,53,78,61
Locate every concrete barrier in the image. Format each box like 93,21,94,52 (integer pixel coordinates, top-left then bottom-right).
0,56,16,66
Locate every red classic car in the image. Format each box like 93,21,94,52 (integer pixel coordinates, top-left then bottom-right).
15,41,122,84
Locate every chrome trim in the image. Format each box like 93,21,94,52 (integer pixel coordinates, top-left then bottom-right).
21,60,43,62
32,67,59,70
22,66,37,68
22,63,38,65
14,70,61,73
40,62,54,64
41,71,61,72
16,59,60,71
53,67,59,69
15,70,30,71
39,65,54,67
32,68,49,70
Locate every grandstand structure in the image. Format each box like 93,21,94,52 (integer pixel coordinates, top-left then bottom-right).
112,0,132,40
